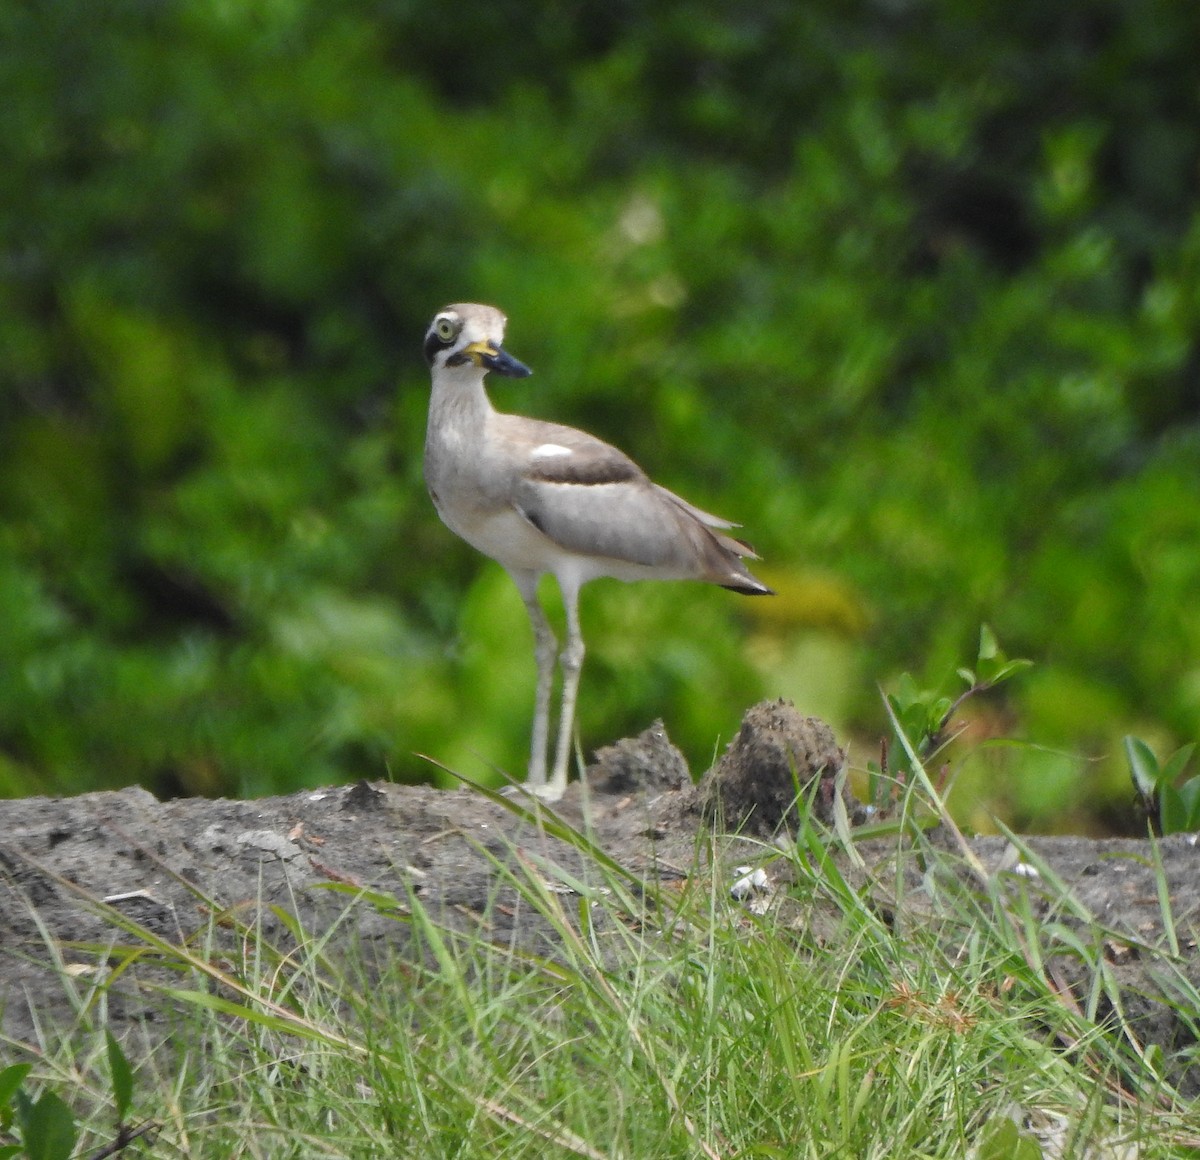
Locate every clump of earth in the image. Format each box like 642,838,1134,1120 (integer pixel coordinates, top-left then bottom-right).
2,701,1197,1096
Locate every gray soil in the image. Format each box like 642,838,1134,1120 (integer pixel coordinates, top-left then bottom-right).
2,701,1198,1095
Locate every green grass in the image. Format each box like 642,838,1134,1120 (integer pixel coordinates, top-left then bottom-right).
3,797,1197,1159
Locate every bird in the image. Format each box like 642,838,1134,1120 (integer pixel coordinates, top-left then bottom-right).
422,303,773,801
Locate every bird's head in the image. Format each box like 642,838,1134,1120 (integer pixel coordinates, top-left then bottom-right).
423,303,532,378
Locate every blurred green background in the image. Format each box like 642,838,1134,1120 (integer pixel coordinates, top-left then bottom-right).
2,1,1198,832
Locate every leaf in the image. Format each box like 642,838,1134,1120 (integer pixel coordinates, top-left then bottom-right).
888,672,921,713
973,625,1033,687
1142,1043,1165,1077
977,624,1000,664
1159,786,1186,836
1178,778,1200,831
1159,743,1196,786
976,639,1015,685
1124,735,1160,800
17,1091,77,1160
974,1114,1044,1160
1176,782,1195,834
988,658,1034,685
160,989,320,1039
1041,921,1092,959
0,1064,31,1111
308,881,406,911
105,1029,134,1121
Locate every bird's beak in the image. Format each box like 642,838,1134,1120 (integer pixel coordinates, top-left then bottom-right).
463,340,532,378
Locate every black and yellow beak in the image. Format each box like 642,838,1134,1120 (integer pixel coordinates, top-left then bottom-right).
461,339,532,378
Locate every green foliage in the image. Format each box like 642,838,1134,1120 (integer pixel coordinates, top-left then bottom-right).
879,625,1031,809
1,1,1198,828
0,1039,146,1160
1125,736,1200,834
0,1065,31,1160
960,625,1035,693
974,1115,1045,1160
8,1088,75,1160
103,1031,134,1127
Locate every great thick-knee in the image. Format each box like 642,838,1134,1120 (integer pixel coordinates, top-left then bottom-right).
422,303,772,801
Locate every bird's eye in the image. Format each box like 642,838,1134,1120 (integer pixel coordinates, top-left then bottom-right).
434,316,459,342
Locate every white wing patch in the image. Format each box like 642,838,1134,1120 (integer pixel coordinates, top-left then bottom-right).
531,443,573,459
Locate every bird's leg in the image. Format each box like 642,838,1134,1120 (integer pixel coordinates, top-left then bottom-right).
510,570,555,790
546,577,585,802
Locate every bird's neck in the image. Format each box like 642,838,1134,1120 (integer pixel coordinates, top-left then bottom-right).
427,368,496,447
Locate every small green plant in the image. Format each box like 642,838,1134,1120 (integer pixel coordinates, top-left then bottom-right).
0,1064,32,1160
95,1030,157,1157
1125,736,1200,834
0,1035,151,1160
873,625,1031,810
973,1115,1045,1160
2,1066,75,1160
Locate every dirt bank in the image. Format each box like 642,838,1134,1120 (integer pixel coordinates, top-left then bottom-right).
2,702,1197,1094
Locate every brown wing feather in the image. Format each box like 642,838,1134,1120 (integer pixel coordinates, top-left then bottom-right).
493,411,769,589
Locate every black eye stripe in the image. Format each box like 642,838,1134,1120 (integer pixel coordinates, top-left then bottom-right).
423,328,448,366
423,316,461,366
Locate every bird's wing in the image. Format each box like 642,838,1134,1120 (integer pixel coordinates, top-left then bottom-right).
651,484,740,531
495,417,749,569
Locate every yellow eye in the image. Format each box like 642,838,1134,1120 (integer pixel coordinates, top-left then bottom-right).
434,316,459,342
